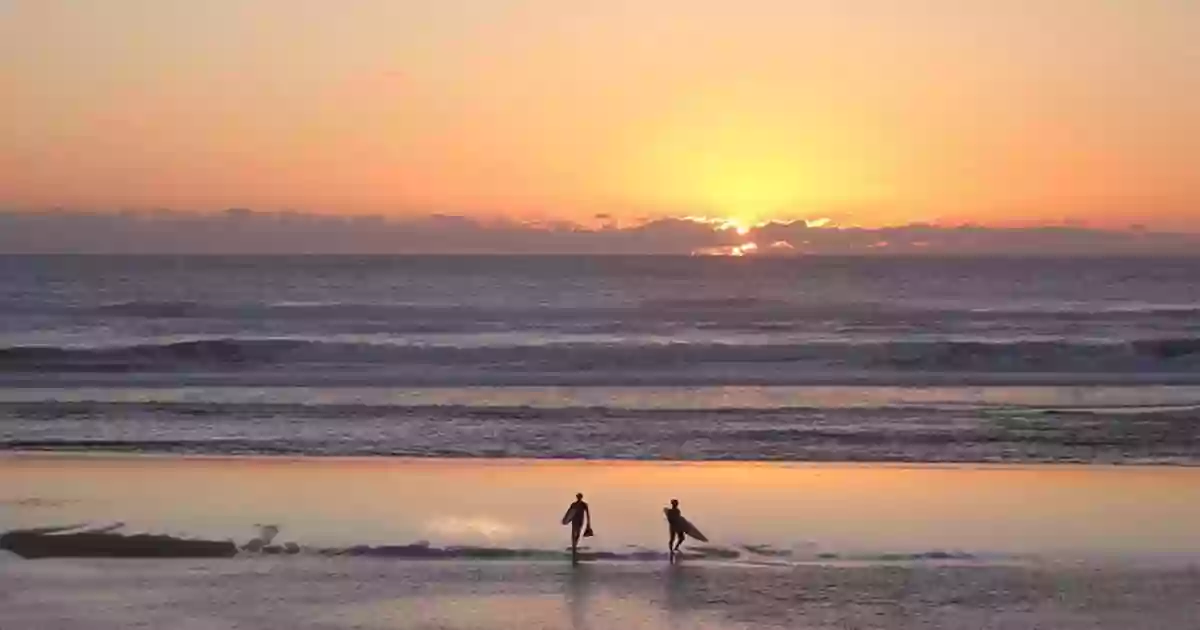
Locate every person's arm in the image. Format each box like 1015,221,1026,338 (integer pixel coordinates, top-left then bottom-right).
584,504,591,528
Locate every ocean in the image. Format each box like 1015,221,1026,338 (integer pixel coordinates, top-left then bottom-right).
3,254,1200,463
5,254,1200,629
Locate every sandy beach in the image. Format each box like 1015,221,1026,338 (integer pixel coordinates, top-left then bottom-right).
6,556,1200,630
5,454,1200,628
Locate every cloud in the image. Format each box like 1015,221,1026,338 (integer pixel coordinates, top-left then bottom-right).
0,210,1197,255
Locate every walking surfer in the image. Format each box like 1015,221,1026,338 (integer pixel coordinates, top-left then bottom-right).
563,493,591,564
665,498,685,561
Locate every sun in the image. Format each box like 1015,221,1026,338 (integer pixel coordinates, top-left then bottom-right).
682,215,753,235
624,103,825,225
682,216,765,256
721,218,752,236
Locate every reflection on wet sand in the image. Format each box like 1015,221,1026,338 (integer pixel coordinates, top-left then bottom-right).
566,563,594,630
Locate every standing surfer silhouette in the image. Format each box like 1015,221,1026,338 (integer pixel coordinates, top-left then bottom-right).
562,493,591,565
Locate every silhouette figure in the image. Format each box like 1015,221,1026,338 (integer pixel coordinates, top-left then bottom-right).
665,498,685,562
562,492,591,564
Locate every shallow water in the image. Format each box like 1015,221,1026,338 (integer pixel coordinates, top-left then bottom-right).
6,455,1200,562
8,455,1200,628
5,387,1200,463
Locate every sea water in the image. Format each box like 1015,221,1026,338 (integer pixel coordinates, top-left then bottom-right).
2,255,1199,463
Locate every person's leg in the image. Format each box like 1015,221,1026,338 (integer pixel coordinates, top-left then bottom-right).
674,531,686,552
571,523,582,564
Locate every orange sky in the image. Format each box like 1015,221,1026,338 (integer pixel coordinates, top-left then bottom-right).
3,1,1198,229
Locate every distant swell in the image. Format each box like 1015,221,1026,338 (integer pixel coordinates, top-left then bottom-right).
0,339,309,371
96,301,208,318
25,299,1200,325
2,337,1200,374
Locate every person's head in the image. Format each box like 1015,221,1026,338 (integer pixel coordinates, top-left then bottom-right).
576,493,583,501
670,499,678,507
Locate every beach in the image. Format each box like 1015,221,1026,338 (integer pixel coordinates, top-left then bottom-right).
5,454,1200,629
4,257,1200,627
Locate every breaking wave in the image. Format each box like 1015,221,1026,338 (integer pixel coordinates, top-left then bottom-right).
2,336,1200,375
1,525,986,565
5,401,1200,464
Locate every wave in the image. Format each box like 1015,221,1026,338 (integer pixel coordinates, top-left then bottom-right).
96,301,209,318
1,526,983,565
5,398,1197,420
323,542,966,563
3,336,1200,374
0,339,309,371
636,296,805,311
6,402,1200,464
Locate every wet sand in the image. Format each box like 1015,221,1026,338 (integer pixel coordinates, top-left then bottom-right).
5,454,1200,629
4,555,1200,629
6,453,1200,559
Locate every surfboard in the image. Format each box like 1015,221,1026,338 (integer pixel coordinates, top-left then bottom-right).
561,503,582,525
664,508,708,542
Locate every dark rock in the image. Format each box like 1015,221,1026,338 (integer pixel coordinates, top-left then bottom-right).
0,530,237,559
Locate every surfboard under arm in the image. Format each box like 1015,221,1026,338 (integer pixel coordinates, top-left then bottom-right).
663,508,708,542
680,518,708,542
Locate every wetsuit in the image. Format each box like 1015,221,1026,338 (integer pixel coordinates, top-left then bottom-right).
569,500,589,542
666,506,685,550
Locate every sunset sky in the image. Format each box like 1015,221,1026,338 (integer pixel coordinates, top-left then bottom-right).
3,1,1198,230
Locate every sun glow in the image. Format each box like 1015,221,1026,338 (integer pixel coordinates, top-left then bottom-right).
682,215,831,234
620,95,911,227
682,215,751,235
733,242,758,256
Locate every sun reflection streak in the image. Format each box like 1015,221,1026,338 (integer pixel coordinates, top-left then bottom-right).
425,516,519,542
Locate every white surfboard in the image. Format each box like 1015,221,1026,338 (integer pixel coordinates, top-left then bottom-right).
561,503,582,525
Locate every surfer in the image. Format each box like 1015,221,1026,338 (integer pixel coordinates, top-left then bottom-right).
665,499,685,561
564,493,591,564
